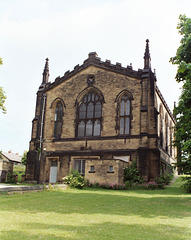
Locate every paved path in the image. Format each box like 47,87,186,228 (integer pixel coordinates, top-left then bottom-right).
0,184,45,192
0,183,67,193
170,175,180,185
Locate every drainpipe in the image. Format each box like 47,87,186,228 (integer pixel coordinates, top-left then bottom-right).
37,93,47,183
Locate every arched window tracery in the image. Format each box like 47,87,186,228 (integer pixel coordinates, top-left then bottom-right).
115,90,132,135
119,95,130,135
54,101,63,138
76,91,103,137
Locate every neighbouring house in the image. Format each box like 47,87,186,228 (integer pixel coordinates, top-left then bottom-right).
0,150,22,182
26,40,177,184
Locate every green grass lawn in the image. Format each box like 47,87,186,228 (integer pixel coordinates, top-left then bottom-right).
0,178,191,240
13,165,25,182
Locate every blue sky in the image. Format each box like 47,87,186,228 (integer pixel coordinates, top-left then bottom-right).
0,0,190,155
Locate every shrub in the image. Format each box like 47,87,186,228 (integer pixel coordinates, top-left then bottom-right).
181,177,191,193
155,174,173,186
163,174,173,185
124,160,143,185
125,180,131,189
85,181,126,190
86,180,165,191
108,183,126,190
85,181,100,188
6,172,17,184
48,184,54,191
92,182,100,188
145,182,161,190
63,170,85,189
100,183,110,189
124,181,164,190
156,183,165,190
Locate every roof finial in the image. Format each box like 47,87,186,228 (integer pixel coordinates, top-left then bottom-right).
42,58,49,84
174,101,176,109
173,101,177,117
144,39,151,69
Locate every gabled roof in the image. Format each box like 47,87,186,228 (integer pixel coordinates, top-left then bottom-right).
45,52,143,91
2,151,22,163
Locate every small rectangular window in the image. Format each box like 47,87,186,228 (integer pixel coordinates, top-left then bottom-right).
108,166,114,173
90,166,95,172
89,165,95,173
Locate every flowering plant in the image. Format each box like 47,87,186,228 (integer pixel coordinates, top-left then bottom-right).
63,170,85,189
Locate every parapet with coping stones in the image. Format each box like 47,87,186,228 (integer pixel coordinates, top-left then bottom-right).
40,51,175,124
46,52,144,90
156,86,176,123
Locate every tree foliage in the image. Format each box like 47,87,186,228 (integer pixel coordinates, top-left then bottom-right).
0,57,6,114
170,15,191,178
21,151,28,165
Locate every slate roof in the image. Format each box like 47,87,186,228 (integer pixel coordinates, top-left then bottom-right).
2,151,22,163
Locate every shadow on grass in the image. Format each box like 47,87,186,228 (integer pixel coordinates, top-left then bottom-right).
0,221,190,240
0,184,191,220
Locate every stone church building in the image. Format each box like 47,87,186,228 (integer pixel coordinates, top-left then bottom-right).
26,40,176,184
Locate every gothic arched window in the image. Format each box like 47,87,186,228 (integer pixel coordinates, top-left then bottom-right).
159,105,164,148
165,115,169,153
119,95,131,135
170,121,173,156
77,91,102,137
160,117,163,148
54,101,63,138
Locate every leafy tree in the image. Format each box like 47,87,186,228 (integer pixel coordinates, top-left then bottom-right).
21,151,28,165
170,15,191,190
0,57,6,114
